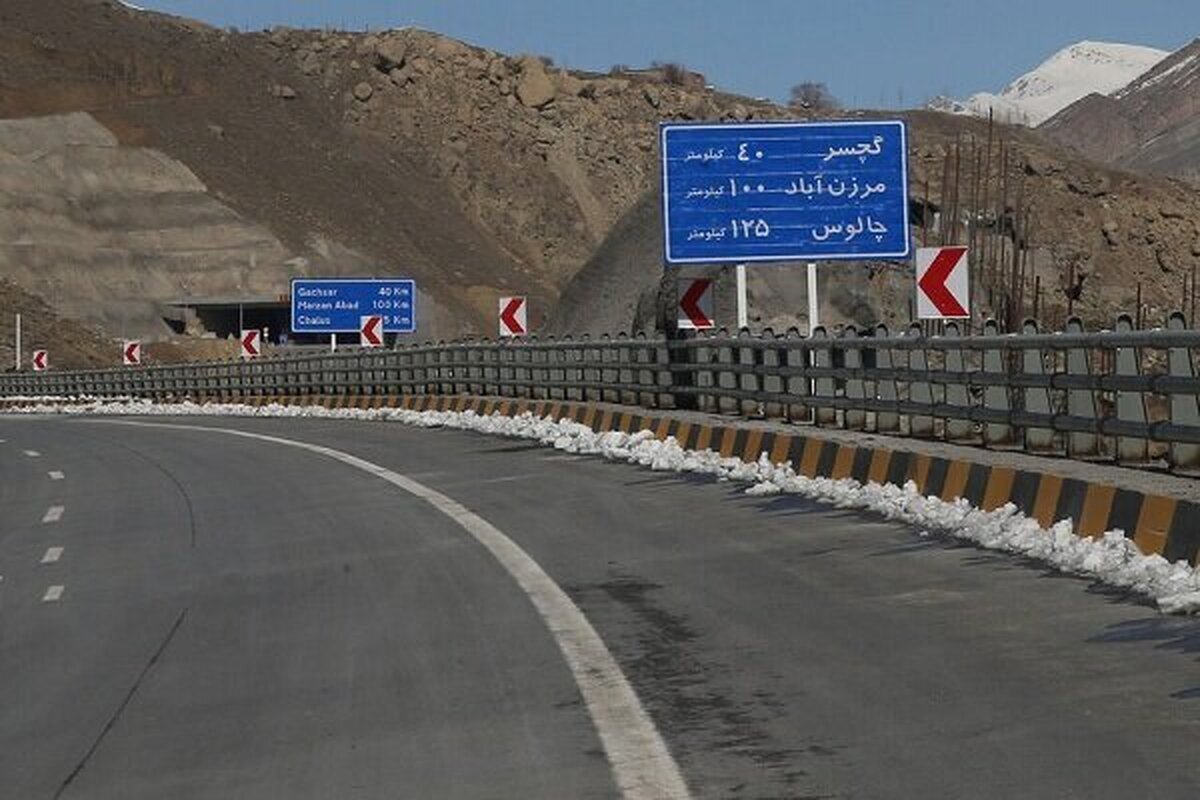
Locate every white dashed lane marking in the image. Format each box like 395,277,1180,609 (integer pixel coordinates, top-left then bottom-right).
41,547,64,564
42,506,65,524
24,450,40,458
48,470,64,480
42,585,64,603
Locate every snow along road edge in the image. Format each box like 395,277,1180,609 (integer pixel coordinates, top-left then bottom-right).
7,398,1200,614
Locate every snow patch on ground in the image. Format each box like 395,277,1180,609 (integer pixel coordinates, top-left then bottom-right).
10,398,1200,614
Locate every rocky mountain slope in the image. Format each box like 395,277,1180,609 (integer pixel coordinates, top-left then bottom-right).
552,109,1200,335
0,112,298,336
2,0,1199,354
2,0,756,341
1042,38,1200,183
930,41,1166,127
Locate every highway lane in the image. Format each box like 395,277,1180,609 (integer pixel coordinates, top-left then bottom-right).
1,414,1198,799
0,417,613,800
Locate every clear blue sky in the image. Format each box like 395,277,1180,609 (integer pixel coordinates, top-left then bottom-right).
132,1,1198,107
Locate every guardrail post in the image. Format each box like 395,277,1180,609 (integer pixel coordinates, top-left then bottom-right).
1021,319,1056,453
811,325,836,427
981,319,1016,447
737,328,759,417
530,336,545,400
783,327,810,423
874,324,900,433
632,332,651,408
759,328,782,418
1063,316,1100,459
613,332,629,405
942,321,973,441
559,335,573,402
1114,313,1149,464
654,336,672,409
695,333,714,413
578,334,593,402
1166,311,1200,471
843,326,866,430
714,329,737,415
906,322,934,438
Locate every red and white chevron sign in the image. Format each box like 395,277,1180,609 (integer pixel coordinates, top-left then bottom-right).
240,329,262,359
916,246,969,319
677,278,714,330
32,350,48,372
360,315,383,347
499,296,527,337
122,341,142,366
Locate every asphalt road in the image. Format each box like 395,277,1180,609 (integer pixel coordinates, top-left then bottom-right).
0,414,1197,800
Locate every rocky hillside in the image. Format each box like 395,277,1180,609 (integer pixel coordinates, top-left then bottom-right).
1042,38,1200,183
0,278,114,370
2,0,1199,350
551,108,1200,334
0,112,300,336
0,0,742,339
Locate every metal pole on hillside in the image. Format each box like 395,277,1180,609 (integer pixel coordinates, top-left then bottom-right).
735,264,748,330
14,313,20,371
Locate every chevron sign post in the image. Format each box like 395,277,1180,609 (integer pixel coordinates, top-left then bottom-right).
916,246,969,319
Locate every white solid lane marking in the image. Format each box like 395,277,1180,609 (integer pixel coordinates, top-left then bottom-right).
43,585,64,602
48,470,64,480
24,449,40,457
42,505,65,524
41,546,64,564
99,420,691,800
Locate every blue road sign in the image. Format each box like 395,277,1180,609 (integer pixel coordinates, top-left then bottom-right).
660,120,910,263
290,278,416,334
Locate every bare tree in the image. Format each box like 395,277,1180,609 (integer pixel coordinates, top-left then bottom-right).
789,82,839,111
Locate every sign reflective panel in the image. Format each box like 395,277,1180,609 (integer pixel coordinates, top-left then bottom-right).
291,279,416,334
499,296,527,337
122,341,142,366
660,120,910,263
240,329,261,359
916,246,969,319
677,278,714,330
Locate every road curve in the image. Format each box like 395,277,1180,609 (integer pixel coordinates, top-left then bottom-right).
0,414,1197,800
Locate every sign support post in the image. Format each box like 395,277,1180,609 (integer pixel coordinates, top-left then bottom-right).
807,262,819,333
735,264,748,330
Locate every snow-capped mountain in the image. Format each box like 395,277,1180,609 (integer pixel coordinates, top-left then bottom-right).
929,41,1168,126
1041,38,1200,183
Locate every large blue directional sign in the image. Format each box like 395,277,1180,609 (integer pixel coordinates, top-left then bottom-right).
290,278,416,333
660,120,910,263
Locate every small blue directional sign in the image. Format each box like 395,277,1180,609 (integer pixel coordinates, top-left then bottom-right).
290,278,416,334
660,120,910,263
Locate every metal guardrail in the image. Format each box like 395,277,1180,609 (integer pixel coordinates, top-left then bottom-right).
6,312,1200,474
